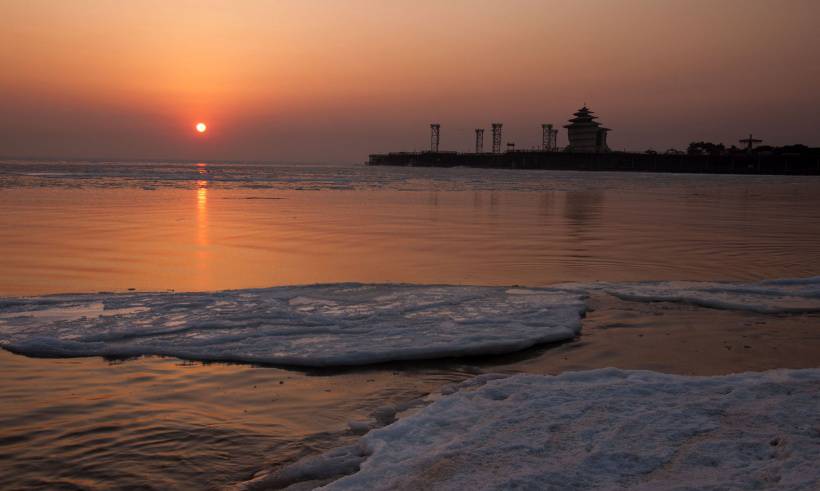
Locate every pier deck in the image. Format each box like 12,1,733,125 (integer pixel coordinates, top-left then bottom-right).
367,150,820,176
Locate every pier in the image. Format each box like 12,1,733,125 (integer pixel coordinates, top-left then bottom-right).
368,106,820,176
367,149,820,175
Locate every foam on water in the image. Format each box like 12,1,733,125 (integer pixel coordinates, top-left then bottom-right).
0,284,586,366
2,278,820,366
251,368,820,490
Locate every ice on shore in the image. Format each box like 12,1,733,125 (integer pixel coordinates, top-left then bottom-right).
270,369,819,490
603,276,820,313
2,277,820,366
0,284,585,367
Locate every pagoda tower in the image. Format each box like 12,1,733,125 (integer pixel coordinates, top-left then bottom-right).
564,106,611,153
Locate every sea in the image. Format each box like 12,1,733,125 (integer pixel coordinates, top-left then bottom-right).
1,160,819,490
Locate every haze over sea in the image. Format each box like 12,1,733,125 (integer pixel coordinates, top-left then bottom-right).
1,160,819,489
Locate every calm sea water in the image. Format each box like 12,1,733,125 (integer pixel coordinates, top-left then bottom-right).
1,160,820,489
2,160,820,296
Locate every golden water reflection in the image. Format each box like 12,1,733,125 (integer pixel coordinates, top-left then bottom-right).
195,173,210,286
196,179,208,246
3,178,820,296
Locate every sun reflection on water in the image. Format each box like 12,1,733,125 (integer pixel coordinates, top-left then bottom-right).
195,164,210,283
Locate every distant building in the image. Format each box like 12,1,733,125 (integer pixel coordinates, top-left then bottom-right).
564,106,611,153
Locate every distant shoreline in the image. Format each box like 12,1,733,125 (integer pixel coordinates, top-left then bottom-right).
368,150,820,176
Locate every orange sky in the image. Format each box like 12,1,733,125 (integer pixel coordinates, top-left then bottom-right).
1,0,818,162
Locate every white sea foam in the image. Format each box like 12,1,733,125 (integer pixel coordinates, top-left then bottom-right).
0,284,585,366
270,368,819,490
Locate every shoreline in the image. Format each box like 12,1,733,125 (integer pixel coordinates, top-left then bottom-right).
2,292,818,489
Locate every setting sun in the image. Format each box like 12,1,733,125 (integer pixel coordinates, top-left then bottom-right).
2,3,820,491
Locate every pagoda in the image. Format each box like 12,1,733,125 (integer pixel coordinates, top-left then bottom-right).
564,106,611,153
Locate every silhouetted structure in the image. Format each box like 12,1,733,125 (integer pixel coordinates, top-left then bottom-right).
492,124,503,153
368,149,820,175
564,106,610,153
542,124,558,151
740,134,762,151
430,124,440,152
369,109,820,175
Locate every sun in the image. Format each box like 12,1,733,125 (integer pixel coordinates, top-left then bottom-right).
195,122,207,133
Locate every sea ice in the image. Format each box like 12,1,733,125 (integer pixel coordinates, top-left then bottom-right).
3,277,820,366
603,276,820,313
0,284,585,367
281,368,820,490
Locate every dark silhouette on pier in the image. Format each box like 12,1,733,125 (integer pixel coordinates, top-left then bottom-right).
368,106,820,176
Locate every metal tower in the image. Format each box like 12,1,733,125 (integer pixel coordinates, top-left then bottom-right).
475,129,484,153
430,124,440,152
542,124,558,151
491,123,503,153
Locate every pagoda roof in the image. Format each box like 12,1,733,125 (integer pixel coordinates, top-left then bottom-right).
569,116,599,123
566,105,609,128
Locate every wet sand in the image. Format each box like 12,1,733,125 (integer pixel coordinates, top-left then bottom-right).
1,293,818,489
495,293,820,376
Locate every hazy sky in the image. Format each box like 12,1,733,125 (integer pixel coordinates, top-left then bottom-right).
1,0,818,162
